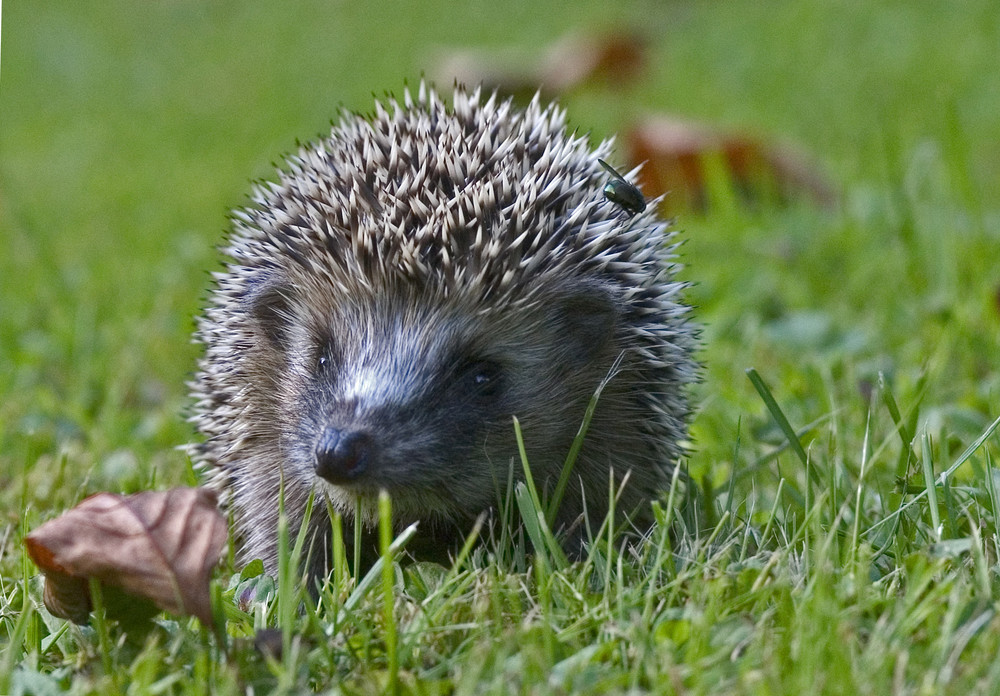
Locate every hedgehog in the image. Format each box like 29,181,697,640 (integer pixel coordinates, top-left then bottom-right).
191,84,697,576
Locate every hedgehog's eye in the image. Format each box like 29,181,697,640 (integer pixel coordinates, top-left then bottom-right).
314,344,336,374
461,360,503,399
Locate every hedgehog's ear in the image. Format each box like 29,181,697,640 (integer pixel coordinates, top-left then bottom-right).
248,282,297,348
550,289,617,367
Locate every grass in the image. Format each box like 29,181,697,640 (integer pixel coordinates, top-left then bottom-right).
3,1,1000,693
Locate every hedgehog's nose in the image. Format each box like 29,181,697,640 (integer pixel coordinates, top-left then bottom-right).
314,427,373,484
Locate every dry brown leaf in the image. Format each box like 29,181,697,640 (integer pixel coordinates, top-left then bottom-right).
25,487,227,625
627,116,836,211
539,31,647,92
431,30,647,100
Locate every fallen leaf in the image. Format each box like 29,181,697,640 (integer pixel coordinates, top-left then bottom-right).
539,31,647,92
627,115,836,211
431,30,647,100
25,487,227,625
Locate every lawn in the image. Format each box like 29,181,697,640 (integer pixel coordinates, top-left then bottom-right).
2,1,1000,693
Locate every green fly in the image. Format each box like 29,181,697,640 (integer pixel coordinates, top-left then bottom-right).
598,158,646,216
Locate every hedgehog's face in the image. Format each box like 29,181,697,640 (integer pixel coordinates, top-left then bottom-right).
246,278,621,523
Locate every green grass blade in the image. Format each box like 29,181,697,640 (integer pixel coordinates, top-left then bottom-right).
547,355,621,527
513,416,569,569
867,412,1000,537
378,491,399,696
919,432,941,540
344,522,418,612
746,368,822,486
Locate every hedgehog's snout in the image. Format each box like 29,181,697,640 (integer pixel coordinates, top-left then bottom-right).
314,426,375,484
